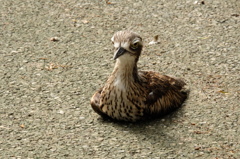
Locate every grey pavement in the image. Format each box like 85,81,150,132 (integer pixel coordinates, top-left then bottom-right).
0,0,239,158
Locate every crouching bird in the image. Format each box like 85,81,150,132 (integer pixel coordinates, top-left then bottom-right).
91,30,188,122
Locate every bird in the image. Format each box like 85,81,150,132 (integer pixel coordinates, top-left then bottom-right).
91,30,188,122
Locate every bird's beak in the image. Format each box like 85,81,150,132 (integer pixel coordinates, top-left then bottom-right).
113,47,126,60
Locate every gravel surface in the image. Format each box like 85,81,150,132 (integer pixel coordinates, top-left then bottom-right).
0,0,239,158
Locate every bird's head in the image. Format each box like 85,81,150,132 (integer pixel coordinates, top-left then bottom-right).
111,31,143,62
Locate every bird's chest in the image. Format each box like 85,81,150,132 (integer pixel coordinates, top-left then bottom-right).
100,83,145,121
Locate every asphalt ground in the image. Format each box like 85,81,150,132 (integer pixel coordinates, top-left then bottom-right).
0,0,239,158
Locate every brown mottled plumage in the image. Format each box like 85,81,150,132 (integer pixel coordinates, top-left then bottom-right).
91,30,188,122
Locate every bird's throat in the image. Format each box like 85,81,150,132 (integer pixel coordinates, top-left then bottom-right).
111,59,139,89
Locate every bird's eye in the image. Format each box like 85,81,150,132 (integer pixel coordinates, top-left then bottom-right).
131,42,139,50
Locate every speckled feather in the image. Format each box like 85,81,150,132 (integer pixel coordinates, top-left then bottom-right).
91,31,188,122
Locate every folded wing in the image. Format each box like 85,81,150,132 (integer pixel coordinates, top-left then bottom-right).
139,71,188,116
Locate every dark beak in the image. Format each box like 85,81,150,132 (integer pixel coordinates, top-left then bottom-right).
113,47,126,60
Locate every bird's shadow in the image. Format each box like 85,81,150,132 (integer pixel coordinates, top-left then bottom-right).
97,106,186,145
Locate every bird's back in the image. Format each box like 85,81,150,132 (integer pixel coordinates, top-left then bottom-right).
139,71,188,117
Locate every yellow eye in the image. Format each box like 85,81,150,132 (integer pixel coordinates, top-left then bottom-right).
131,42,139,49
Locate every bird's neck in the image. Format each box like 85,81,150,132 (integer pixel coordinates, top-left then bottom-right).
110,58,139,89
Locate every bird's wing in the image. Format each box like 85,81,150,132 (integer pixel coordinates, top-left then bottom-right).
90,88,109,118
139,71,188,115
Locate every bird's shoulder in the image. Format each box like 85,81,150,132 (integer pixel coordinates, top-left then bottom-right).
139,70,186,88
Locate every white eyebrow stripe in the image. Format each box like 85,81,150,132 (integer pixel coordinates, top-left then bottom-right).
121,42,129,48
132,38,141,43
114,42,120,48
113,42,130,49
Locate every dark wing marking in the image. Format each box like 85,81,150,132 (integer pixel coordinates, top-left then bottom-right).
139,71,188,115
90,88,109,118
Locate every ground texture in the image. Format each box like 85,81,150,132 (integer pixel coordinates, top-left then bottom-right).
0,0,239,158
